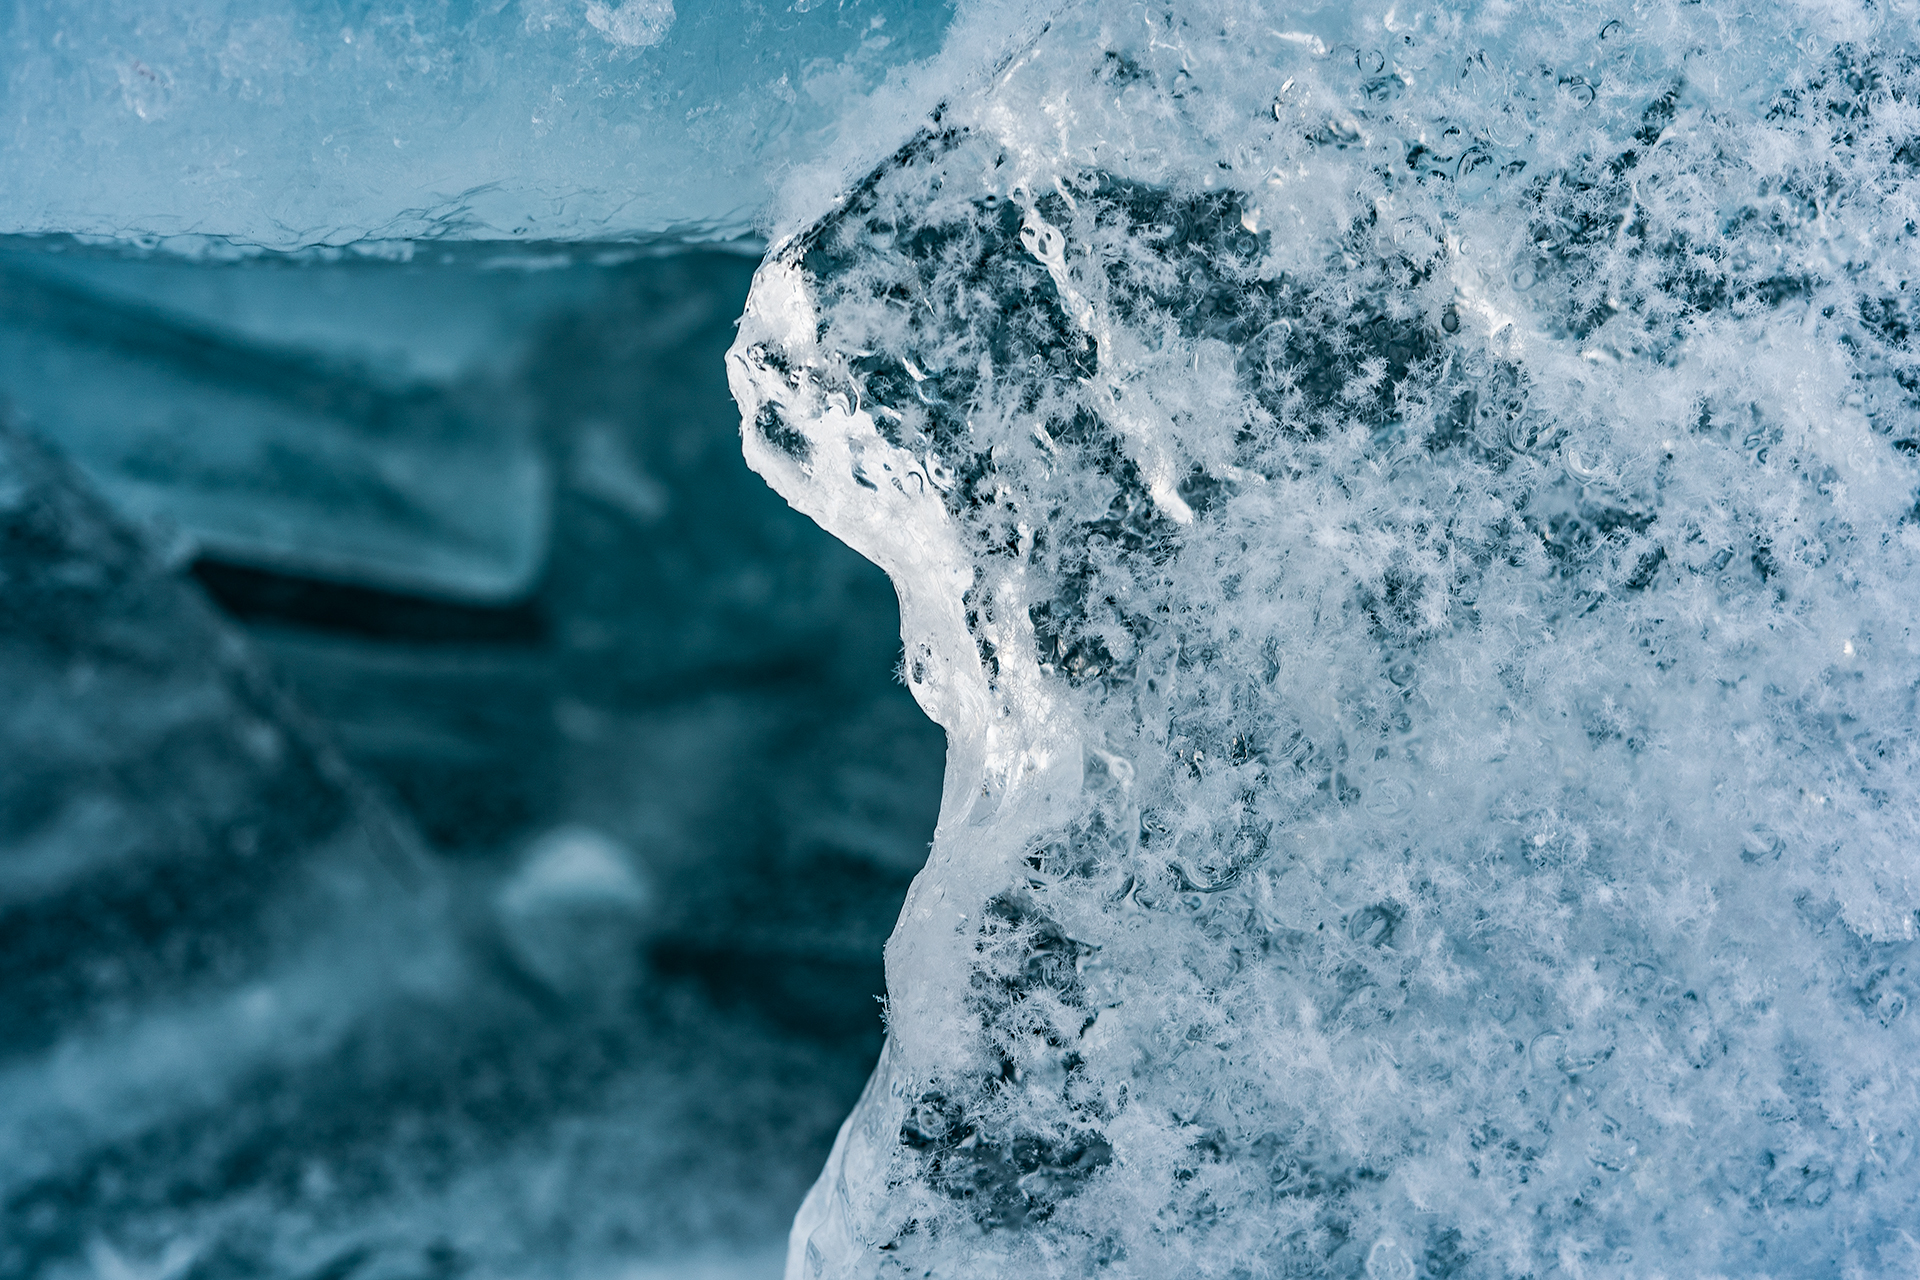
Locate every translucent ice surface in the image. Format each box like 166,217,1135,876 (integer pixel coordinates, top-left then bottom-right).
730,1,1920,1274
0,0,954,252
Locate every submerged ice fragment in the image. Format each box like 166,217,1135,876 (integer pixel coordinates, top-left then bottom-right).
496,824,656,1004
0,240,556,601
0,420,445,1272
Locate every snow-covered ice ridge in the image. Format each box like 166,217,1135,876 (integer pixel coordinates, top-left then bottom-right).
730,1,1920,1274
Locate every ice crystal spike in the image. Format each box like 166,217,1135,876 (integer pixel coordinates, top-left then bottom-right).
732,2,1920,1275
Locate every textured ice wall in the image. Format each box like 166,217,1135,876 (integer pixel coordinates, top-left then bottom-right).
730,1,1920,1274
0,0,952,252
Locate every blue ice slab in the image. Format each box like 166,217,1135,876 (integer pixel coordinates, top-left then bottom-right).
0,238,590,600
0,0,953,253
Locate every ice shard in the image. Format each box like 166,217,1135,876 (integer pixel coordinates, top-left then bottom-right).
0,420,449,1274
0,239,558,600
730,1,1920,1273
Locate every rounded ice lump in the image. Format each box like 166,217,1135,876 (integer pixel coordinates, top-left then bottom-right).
730,1,1920,1274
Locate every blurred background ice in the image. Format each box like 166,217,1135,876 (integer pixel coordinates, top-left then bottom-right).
0,2,971,1271
0,238,947,1278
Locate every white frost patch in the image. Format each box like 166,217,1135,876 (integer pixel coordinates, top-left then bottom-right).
584,0,675,48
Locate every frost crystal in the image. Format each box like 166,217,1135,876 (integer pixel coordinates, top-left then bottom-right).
730,2,1920,1274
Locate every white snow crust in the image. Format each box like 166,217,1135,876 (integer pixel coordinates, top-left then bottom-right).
730,1,1920,1274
